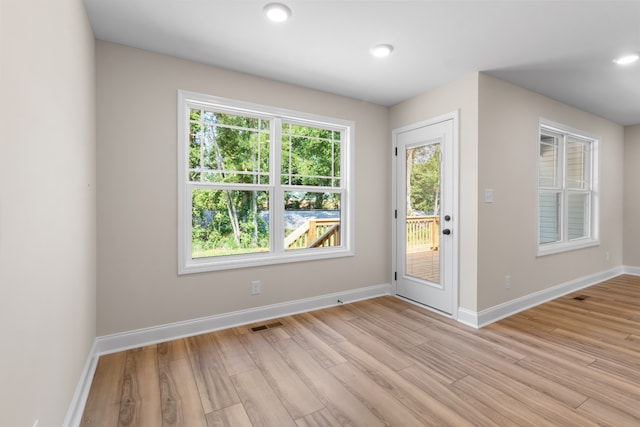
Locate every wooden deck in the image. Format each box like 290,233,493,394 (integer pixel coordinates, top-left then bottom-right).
406,248,440,283
82,274,640,426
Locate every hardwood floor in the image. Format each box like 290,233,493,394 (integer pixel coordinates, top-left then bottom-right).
81,274,640,426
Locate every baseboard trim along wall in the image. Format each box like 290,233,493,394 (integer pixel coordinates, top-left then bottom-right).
63,340,99,427
623,265,640,276
61,283,389,426
95,283,392,355
457,266,628,329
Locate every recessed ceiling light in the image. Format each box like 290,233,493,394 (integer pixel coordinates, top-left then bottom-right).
371,44,394,58
264,3,291,22
613,53,639,65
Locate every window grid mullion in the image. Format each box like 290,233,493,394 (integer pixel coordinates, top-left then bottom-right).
561,135,568,242
256,119,261,185
198,112,205,183
331,131,336,188
272,117,283,254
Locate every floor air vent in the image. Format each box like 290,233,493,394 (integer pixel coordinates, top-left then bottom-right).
573,295,589,301
250,321,284,333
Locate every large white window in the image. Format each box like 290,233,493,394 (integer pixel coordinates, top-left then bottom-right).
178,91,354,273
537,119,599,256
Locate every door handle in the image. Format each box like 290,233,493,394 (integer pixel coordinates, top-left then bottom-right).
442,228,451,235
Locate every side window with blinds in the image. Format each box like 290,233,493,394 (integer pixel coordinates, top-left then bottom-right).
537,120,599,256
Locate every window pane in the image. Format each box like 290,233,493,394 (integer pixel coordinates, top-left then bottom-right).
537,123,598,254
284,191,341,250
407,143,441,216
539,192,560,244
568,193,589,240
567,140,589,190
189,121,202,181
539,135,559,188
191,189,269,258
281,123,341,187
190,108,201,121
190,111,270,184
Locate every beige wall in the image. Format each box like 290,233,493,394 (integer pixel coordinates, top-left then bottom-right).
389,73,480,311
477,73,624,310
0,0,96,426
96,41,390,335
624,125,640,266
389,72,625,313
0,2,632,422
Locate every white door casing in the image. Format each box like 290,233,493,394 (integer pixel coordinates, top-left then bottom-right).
392,112,458,317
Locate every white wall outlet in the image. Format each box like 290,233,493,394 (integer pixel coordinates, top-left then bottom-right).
606,251,610,261
505,275,511,289
484,188,494,203
251,280,261,295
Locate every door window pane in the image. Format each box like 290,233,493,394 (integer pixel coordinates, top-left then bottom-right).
406,142,440,283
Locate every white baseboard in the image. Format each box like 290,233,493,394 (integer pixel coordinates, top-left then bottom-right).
457,267,624,329
61,283,389,426
456,307,479,328
96,283,391,355
63,340,99,427
623,265,640,276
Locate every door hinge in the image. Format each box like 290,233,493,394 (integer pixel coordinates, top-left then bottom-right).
394,271,397,281
395,147,397,156
394,209,397,219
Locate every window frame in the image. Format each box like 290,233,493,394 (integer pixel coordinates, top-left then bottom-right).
537,118,600,256
177,90,355,274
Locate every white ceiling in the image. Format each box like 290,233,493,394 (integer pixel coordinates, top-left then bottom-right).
84,0,640,126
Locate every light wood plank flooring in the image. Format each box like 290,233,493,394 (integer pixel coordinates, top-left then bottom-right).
81,274,640,426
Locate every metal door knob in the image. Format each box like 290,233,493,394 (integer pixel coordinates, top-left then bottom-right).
442,229,451,235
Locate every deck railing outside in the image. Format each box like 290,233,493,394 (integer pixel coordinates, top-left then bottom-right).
285,218,340,249
285,215,438,252
406,215,439,253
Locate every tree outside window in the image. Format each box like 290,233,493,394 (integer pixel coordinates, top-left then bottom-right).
178,92,353,273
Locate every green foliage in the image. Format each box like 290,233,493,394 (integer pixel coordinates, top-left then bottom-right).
281,123,341,187
191,189,269,256
188,109,341,258
409,145,440,214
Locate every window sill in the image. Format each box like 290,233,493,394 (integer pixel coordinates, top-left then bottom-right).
536,239,599,257
179,247,354,275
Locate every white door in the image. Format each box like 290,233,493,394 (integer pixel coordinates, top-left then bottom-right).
394,116,457,315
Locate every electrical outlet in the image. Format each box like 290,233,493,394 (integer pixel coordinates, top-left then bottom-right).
484,188,494,203
606,251,610,261
251,280,261,295
505,275,511,289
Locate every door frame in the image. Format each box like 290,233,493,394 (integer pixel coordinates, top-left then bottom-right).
391,111,459,319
